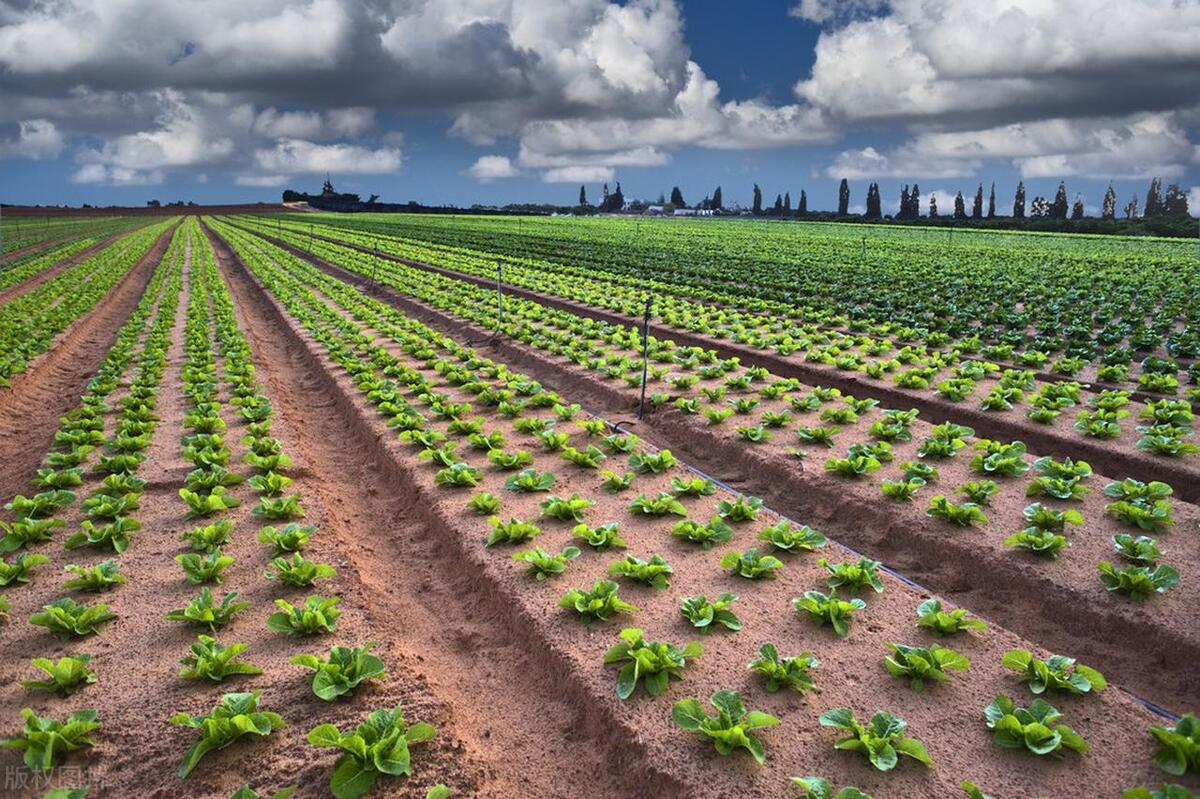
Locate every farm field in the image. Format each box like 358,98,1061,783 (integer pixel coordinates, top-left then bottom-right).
0,212,1197,799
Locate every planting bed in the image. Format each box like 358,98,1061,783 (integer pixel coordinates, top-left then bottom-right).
0,213,1194,799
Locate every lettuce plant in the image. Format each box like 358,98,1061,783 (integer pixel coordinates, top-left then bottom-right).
607,554,672,588
1001,649,1106,695
1097,562,1179,601
560,580,638,621
795,590,866,636
790,776,873,799
983,694,1087,757
512,546,580,580
672,690,778,764
264,554,336,587
0,551,49,585
171,692,285,778
21,654,96,696
748,643,818,694
818,708,933,771
1122,785,1198,799
292,642,387,701
599,470,635,492
1149,714,1199,776
628,492,686,517
267,595,341,636
504,468,555,492
257,524,316,553
0,517,64,551
540,493,594,522
307,705,437,799
926,496,988,526
681,594,741,633
253,494,305,520
465,492,501,516
179,487,241,517
1113,534,1162,565
165,588,249,630
180,635,263,681
571,521,626,550
65,517,140,553
820,557,883,594
181,520,234,552
29,597,117,639
670,476,716,497
672,515,735,549
717,495,763,522
603,627,701,699
915,599,986,637
486,516,541,546
0,708,100,772
757,520,826,552
721,548,784,579
177,552,236,585
885,643,969,691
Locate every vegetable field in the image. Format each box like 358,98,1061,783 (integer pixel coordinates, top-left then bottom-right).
0,212,1197,799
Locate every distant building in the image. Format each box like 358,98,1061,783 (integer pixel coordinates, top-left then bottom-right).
672,208,713,217
644,205,665,216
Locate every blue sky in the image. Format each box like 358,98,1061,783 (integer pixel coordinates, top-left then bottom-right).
1,0,1197,213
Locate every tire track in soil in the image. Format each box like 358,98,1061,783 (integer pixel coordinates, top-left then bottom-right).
0,224,178,502
231,222,1200,503
208,222,678,799
261,234,1200,713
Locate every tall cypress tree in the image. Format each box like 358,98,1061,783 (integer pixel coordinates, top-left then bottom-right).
783,192,792,214
1144,177,1163,217
1124,195,1138,219
972,184,983,218
752,184,763,215
929,194,938,218
772,194,783,215
579,185,588,206
712,185,723,210
899,185,911,220
953,191,966,219
987,182,996,218
838,179,850,215
1101,184,1116,220
911,184,921,218
1071,195,1084,220
865,183,881,219
1050,181,1069,219
1013,181,1026,218
670,186,685,208
798,190,807,215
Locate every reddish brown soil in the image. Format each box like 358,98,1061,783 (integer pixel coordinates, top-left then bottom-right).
204,224,1198,799
0,225,176,501
248,229,1200,713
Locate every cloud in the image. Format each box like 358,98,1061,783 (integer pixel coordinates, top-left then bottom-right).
542,166,616,183
467,155,520,182
253,138,402,174
71,163,164,185
0,119,64,160
797,0,1200,127
835,112,1198,181
1188,187,1200,217
234,174,290,187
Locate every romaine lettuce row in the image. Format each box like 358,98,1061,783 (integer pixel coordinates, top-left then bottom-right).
307,704,436,799
818,707,933,771
603,627,701,699
0,707,101,772
983,694,1087,757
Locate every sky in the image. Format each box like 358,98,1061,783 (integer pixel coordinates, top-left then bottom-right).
1,0,1199,214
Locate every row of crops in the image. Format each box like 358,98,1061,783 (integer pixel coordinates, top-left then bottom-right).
202,217,1199,798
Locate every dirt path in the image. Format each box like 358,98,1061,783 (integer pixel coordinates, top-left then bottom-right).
0,225,176,502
